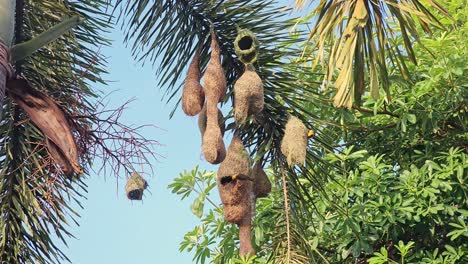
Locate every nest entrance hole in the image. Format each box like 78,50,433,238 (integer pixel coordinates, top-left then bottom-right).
238,36,254,51
127,189,143,200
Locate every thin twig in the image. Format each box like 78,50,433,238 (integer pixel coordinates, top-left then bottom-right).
352,105,400,118
280,162,292,263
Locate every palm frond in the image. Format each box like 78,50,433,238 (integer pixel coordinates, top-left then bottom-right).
302,0,451,108
115,0,343,260
0,1,111,263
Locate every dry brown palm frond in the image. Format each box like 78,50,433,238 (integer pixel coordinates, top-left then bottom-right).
305,0,451,108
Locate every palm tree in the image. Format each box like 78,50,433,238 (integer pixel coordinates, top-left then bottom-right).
0,0,449,263
0,1,158,263
115,0,448,262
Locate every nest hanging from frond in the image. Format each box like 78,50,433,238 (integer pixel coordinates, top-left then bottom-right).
125,172,148,200
234,64,264,124
7,78,82,175
234,29,258,64
217,136,252,224
201,103,226,164
252,162,271,198
281,116,308,167
198,104,225,138
203,30,226,103
182,46,205,116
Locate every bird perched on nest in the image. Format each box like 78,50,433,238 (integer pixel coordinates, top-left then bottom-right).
308,129,315,138
220,174,253,185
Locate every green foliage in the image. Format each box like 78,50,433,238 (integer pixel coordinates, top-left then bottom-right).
333,0,466,169
318,147,467,263
171,147,466,263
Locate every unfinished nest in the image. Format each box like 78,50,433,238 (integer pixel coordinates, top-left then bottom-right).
234,64,264,124
125,172,148,200
198,104,225,137
281,116,308,166
203,30,227,103
252,162,271,198
182,46,205,116
217,136,252,224
7,78,82,175
202,103,226,164
234,29,258,64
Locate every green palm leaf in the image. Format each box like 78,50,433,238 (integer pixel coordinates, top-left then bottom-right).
0,1,111,262
115,0,341,260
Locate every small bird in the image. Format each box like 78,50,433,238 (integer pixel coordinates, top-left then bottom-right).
220,174,252,185
308,129,315,138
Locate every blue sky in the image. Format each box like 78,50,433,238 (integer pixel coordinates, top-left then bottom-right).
62,30,210,263
60,1,303,263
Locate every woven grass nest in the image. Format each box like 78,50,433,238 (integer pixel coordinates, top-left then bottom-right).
234,29,258,64
201,103,226,164
234,64,264,124
198,104,225,137
203,30,226,103
217,136,252,224
281,116,308,166
125,172,148,201
182,46,205,116
252,162,271,198
7,78,82,176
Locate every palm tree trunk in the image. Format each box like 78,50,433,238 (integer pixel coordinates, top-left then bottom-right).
0,0,16,120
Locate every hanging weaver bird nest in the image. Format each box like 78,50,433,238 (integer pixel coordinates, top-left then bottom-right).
202,103,226,164
203,29,227,103
125,172,148,200
182,45,205,116
7,78,82,175
252,162,271,198
234,29,258,64
234,64,264,124
198,104,225,138
281,116,308,166
217,136,253,224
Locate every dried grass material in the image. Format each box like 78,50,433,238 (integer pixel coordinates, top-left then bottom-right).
223,200,251,224
280,116,308,166
203,30,226,103
125,172,148,200
252,162,271,198
202,103,226,164
234,29,258,64
182,47,205,116
7,78,82,175
239,219,255,257
234,64,264,124
198,104,225,137
217,136,252,224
